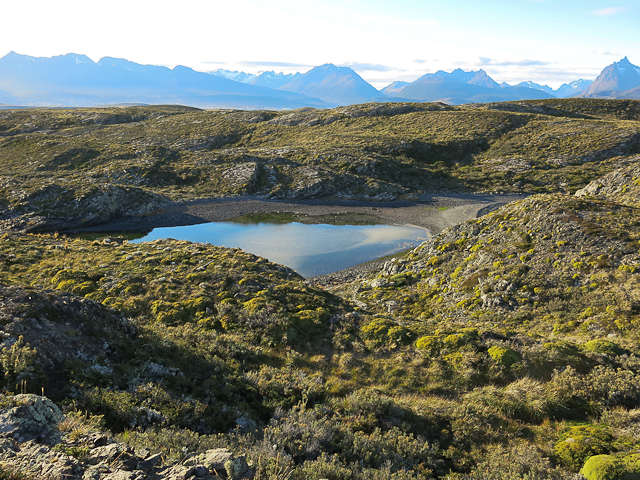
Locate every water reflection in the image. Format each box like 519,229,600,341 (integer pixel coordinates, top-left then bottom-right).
132,220,429,277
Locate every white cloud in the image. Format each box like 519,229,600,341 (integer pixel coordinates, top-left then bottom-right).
594,49,621,56
352,14,437,27
477,57,550,67
593,7,626,16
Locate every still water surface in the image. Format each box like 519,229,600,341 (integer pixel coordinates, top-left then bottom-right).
132,217,429,277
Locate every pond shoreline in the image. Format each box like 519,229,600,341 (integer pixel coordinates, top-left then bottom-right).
71,193,525,235
70,193,525,281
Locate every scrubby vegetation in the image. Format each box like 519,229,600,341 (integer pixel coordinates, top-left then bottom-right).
1,99,639,231
2,99,640,478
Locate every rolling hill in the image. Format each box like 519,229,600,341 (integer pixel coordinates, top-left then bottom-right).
1,99,640,479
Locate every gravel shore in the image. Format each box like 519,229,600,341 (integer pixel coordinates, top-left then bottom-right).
72,193,525,281
77,194,524,232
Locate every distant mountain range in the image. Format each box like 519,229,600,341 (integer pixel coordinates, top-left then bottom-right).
382,68,554,104
277,64,401,105
208,69,300,89
0,52,331,110
0,52,639,109
515,79,595,98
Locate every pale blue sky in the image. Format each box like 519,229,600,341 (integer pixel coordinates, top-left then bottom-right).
1,0,638,88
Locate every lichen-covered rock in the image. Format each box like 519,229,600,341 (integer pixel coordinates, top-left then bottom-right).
101,470,147,480
40,452,83,478
192,448,253,479
0,394,62,441
89,444,138,471
4,184,175,233
575,161,640,205
222,162,259,191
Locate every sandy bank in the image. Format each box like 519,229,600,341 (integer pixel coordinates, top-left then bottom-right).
73,194,525,235
70,194,525,282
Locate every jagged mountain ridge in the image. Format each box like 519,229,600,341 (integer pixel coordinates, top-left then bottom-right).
379,80,410,96
0,52,330,109
207,68,258,83
446,68,501,89
277,63,389,105
555,79,594,98
514,80,594,98
1,52,640,108
208,68,300,88
386,73,553,104
582,57,640,99
516,81,555,95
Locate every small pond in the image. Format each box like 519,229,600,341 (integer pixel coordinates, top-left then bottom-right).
131,213,429,277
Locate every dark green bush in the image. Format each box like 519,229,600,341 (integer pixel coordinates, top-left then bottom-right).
360,318,412,347
263,407,335,463
458,443,573,480
549,365,640,414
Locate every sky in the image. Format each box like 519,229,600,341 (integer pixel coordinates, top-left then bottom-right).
1,0,639,89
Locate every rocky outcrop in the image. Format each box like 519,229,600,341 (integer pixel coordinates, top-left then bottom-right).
0,394,62,442
334,102,452,118
575,160,640,204
267,109,342,127
184,449,254,479
1,184,174,233
0,284,136,398
0,394,255,480
221,162,259,191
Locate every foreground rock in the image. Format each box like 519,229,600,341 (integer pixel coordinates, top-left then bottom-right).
0,394,255,479
0,284,137,400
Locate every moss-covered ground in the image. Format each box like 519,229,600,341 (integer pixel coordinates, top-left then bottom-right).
2,99,640,478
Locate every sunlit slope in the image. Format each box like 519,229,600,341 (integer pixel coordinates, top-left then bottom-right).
1,99,639,230
2,163,640,478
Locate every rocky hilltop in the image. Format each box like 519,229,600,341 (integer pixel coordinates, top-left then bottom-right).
2,100,640,479
1,99,640,232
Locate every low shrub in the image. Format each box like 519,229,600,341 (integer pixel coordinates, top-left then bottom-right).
360,318,412,347
549,365,640,414
458,443,573,480
263,407,335,463
465,377,562,423
487,346,520,368
582,339,625,356
416,335,442,354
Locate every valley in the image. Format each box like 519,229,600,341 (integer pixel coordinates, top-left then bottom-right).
1,99,640,480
